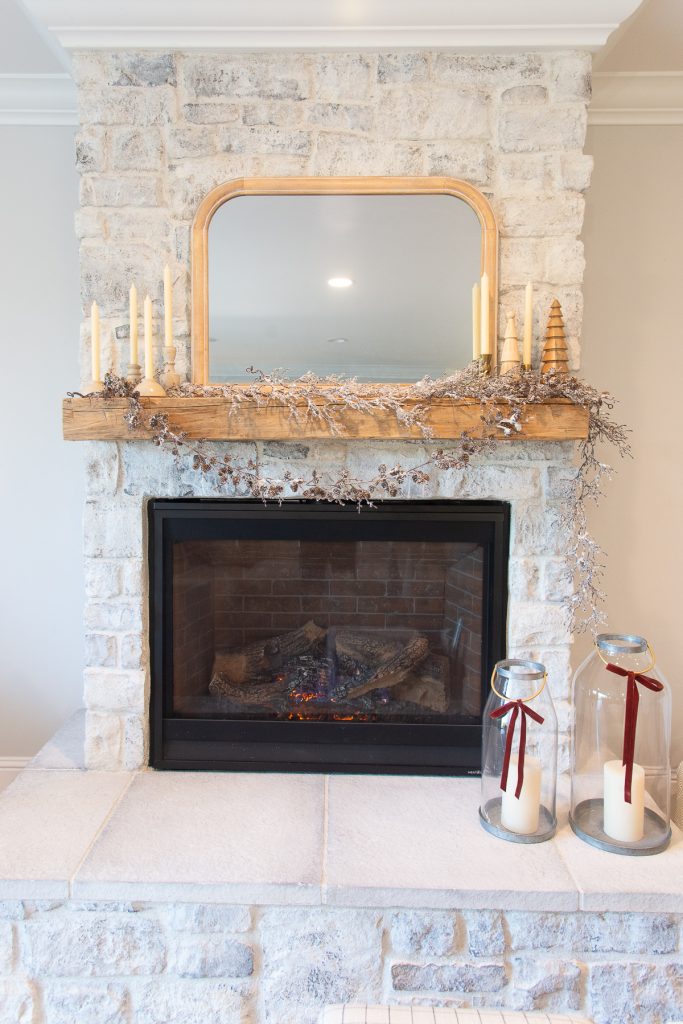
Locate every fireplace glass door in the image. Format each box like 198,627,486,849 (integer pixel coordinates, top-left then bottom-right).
149,500,509,773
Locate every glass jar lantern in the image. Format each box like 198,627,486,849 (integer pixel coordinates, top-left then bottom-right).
480,659,558,843
570,633,672,856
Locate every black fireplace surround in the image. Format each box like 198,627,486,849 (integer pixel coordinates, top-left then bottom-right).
149,499,509,774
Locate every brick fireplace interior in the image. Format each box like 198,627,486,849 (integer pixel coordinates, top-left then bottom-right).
150,499,509,772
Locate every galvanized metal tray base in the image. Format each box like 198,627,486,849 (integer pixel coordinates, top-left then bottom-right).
479,797,556,844
570,798,671,856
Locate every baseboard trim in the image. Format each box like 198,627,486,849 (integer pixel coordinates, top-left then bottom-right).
0,757,31,772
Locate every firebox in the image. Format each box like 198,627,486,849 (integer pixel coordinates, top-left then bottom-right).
149,500,509,773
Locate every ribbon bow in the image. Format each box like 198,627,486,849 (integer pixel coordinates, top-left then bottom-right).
490,699,544,799
605,662,663,804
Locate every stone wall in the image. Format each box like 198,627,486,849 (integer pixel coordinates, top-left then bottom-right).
0,900,681,1024
72,49,592,767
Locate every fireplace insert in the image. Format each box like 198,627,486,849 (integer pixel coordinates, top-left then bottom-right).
149,499,509,773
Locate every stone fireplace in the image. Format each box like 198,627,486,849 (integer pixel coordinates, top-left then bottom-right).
77,49,590,770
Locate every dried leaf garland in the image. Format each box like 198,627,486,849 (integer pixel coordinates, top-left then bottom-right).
85,365,630,634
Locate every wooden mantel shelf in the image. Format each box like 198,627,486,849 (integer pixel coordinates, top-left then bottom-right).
62,396,589,442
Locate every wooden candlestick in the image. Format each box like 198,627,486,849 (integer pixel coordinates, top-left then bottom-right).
541,299,570,375
500,311,521,375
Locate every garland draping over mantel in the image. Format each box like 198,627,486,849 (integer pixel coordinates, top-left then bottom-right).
73,364,630,634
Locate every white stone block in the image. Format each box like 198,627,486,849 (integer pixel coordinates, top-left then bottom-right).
550,53,592,102
498,193,585,238
498,105,587,153
84,712,123,769
79,175,163,209
465,910,506,956
119,634,146,671
559,152,594,192
162,904,251,933
121,560,145,598
109,53,177,88
84,669,146,712
508,558,541,600
507,601,572,646
501,84,548,104
240,99,305,126
377,52,429,84
305,102,374,133
74,127,108,173
433,53,546,88
79,86,174,126
23,910,166,976
544,238,585,285
376,87,489,140
0,980,33,1024
84,634,118,669
167,125,218,160
261,907,383,1024
84,500,143,559
132,978,246,1024
122,715,147,771
41,980,129,1024
84,561,122,600
110,127,163,171
219,124,313,156
312,53,375,101
182,101,241,124
313,134,423,176
391,961,508,992
423,141,491,184
183,54,311,101
388,910,458,957
84,443,120,498
543,558,574,602
84,603,143,632
169,934,253,977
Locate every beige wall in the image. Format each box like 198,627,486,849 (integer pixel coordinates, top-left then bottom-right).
580,124,683,762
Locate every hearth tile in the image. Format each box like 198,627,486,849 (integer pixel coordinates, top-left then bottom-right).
555,820,683,911
0,769,132,899
74,771,324,903
27,711,86,770
325,776,578,910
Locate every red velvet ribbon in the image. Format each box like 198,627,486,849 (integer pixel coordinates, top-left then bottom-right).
605,663,663,804
490,699,544,799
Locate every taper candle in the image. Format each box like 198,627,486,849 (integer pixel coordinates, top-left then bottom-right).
480,272,490,355
129,284,138,365
523,281,533,367
144,294,154,380
90,300,100,383
163,264,173,348
472,283,481,360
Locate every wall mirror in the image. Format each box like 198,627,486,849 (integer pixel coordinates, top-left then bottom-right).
191,177,498,385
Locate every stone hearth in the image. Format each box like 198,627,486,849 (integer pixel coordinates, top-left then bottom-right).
0,716,680,1024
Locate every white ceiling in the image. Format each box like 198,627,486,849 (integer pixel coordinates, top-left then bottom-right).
18,0,645,52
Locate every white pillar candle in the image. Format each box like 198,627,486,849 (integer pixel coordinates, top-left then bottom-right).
129,284,139,365
603,759,645,842
472,282,481,360
501,754,541,834
523,281,533,367
163,264,173,347
480,272,490,355
90,300,100,383
144,294,154,380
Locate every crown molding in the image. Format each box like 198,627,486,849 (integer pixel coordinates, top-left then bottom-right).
589,72,683,125
0,74,77,126
19,0,644,53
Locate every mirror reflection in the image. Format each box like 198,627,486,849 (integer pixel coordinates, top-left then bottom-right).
208,193,482,383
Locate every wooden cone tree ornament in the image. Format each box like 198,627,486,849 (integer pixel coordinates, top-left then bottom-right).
541,299,569,375
500,311,521,375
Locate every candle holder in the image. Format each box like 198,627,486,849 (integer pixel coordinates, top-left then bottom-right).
84,379,104,394
570,634,671,856
478,353,492,376
125,362,142,387
480,659,558,844
137,376,166,397
161,344,181,389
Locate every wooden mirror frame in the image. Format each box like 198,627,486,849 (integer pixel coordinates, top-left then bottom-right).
191,175,498,385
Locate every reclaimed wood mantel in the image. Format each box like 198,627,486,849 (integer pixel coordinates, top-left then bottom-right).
62,396,589,442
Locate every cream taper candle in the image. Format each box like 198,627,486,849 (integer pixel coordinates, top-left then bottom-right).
480,272,490,356
90,300,101,384
144,294,154,379
501,754,541,834
163,264,173,347
129,284,139,365
523,281,533,367
603,759,645,842
472,283,481,360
